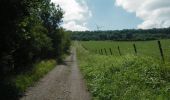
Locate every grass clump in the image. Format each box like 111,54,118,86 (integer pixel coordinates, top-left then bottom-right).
76,42,170,100
14,60,56,93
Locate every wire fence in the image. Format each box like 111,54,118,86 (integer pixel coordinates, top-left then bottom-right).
82,40,170,63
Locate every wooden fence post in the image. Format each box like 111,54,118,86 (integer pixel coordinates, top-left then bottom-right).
104,48,107,55
109,48,113,55
95,49,97,54
118,46,121,56
99,49,102,54
101,49,103,55
82,45,88,50
84,47,88,51
133,43,137,55
157,40,165,62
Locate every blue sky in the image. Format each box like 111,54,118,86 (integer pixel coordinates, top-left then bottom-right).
52,0,170,31
86,0,142,30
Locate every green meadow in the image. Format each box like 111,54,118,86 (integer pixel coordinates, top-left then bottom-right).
75,40,170,100
80,39,170,62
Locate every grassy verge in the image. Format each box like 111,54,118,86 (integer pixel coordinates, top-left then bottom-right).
14,60,57,93
0,59,57,100
75,42,170,100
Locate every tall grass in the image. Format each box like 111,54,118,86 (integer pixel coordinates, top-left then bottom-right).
14,60,56,93
76,42,170,100
0,59,56,100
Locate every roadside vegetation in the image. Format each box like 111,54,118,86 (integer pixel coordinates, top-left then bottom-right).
14,60,57,94
76,42,170,100
1,60,57,100
0,0,70,99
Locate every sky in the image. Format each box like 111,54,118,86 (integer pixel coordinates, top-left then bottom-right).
51,0,170,31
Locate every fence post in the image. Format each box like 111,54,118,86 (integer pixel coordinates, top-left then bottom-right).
118,46,121,56
84,47,88,51
99,49,102,54
109,48,113,55
133,43,137,55
157,40,165,62
101,49,103,55
104,48,107,55
82,45,88,50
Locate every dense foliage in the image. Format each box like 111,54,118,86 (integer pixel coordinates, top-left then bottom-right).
71,28,170,41
0,0,70,99
0,0,70,76
76,42,170,100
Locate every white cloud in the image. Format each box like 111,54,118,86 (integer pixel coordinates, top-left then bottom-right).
51,0,91,31
115,0,170,29
62,21,88,31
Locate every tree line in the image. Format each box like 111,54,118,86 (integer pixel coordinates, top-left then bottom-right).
71,28,170,41
0,0,70,94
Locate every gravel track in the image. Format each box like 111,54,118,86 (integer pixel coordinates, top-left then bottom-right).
20,48,91,100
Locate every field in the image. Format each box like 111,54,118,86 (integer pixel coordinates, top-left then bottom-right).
75,40,170,100
80,39,170,62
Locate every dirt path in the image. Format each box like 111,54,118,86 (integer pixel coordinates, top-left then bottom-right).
20,48,91,100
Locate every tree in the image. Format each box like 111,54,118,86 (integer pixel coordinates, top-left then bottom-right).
0,0,71,99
